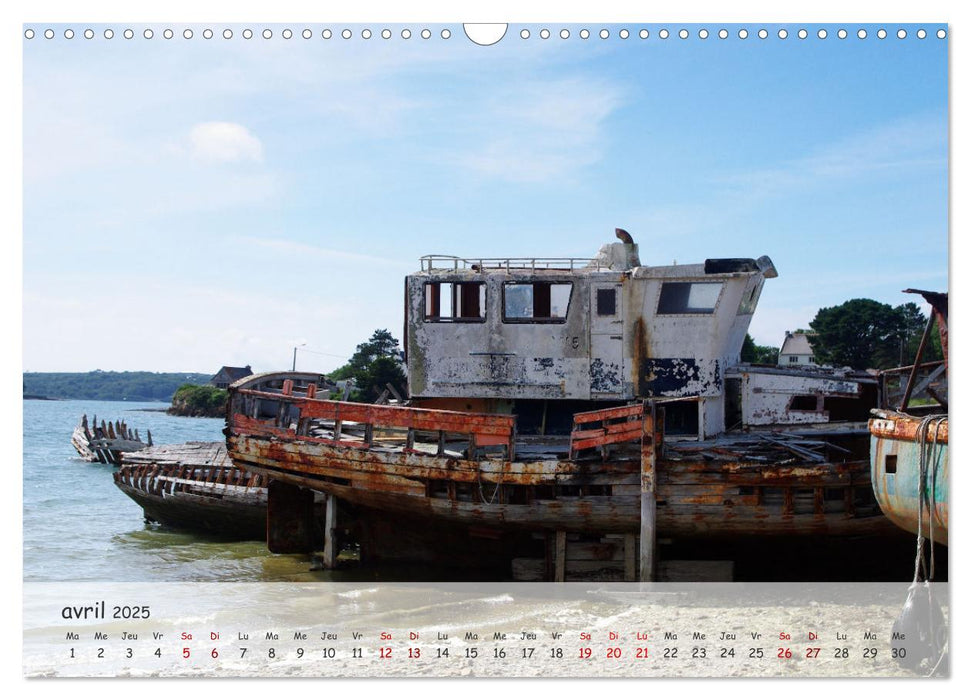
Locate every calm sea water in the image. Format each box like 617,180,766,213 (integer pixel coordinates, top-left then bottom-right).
22,398,338,583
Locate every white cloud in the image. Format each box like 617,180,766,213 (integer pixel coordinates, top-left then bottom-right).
716,114,946,199
238,237,410,268
453,78,625,184
189,122,264,164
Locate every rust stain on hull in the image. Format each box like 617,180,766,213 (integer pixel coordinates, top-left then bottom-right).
870,416,948,444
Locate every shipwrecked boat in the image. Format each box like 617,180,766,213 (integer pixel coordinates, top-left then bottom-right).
71,414,152,464
869,290,948,546
114,441,329,542
113,442,266,536
226,231,894,579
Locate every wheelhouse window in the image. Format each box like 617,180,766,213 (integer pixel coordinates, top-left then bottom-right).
657,282,722,315
596,288,617,317
737,279,763,315
503,281,572,323
424,281,485,322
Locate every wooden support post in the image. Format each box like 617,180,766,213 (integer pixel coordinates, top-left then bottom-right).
640,500,656,582
266,480,315,554
554,530,566,582
544,532,553,580
639,402,659,582
322,493,338,569
624,533,636,582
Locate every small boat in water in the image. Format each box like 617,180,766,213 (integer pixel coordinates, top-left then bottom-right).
869,289,948,546
114,442,268,537
114,441,329,542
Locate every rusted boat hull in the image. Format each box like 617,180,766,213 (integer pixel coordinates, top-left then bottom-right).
226,440,894,538
227,374,893,539
869,412,948,545
229,433,636,533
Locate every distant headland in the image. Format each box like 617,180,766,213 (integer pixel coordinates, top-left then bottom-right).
22,371,213,402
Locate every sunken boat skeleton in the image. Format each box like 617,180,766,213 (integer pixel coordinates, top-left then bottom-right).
114,441,331,545
71,414,152,464
226,231,892,580
115,442,269,538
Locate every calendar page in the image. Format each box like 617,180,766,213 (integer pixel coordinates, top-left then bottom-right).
19,5,950,684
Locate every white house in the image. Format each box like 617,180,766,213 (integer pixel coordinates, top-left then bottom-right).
778,331,818,366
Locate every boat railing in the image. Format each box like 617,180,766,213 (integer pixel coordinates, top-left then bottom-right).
232,381,517,461
569,403,659,460
420,254,604,273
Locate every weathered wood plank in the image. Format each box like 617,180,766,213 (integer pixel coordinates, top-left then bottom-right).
322,493,337,568
659,560,734,582
624,534,636,582
242,390,516,436
565,540,624,561
572,404,643,423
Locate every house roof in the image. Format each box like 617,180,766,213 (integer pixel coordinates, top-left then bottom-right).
780,333,815,356
211,365,253,382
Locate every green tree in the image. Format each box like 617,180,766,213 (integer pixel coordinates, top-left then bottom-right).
330,329,407,402
809,299,932,370
741,333,780,365
895,301,943,366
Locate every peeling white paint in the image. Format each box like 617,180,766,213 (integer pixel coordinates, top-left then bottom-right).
406,241,774,438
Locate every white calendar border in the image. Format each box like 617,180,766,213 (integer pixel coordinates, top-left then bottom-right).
5,0,965,697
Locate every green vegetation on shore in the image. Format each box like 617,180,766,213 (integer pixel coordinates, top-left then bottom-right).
23,371,212,402
329,329,407,403
168,384,228,417
741,334,780,365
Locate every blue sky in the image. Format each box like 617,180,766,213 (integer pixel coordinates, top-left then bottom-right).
22,22,948,373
